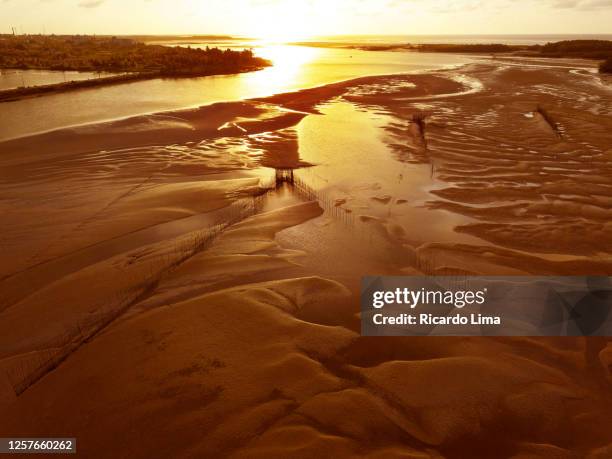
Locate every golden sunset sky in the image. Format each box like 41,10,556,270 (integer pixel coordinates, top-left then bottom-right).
1,0,612,38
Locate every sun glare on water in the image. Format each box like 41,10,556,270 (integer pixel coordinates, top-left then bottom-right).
249,44,322,90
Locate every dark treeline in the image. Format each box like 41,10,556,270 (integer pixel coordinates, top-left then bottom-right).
540,40,612,59
419,40,612,73
0,35,269,76
538,41,612,73
416,43,516,53
416,40,612,60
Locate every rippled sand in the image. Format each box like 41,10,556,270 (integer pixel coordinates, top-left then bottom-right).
0,60,611,458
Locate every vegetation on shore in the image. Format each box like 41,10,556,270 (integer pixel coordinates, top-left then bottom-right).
416,43,516,53
426,40,612,74
126,34,241,43
418,41,612,71
0,34,269,76
539,40,612,59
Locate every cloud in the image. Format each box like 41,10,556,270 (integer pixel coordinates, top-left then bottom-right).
550,0,612,9
78,0,105,7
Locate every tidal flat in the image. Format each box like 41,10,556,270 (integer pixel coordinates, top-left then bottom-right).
1,56,611,458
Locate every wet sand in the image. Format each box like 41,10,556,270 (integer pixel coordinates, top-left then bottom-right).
0,60,611,458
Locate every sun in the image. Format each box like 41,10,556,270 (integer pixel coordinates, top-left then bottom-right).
244,2,322,43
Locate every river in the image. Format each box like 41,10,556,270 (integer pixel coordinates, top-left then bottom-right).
0,43,472,140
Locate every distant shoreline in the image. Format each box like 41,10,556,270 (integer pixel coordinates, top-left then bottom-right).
290,39,612,72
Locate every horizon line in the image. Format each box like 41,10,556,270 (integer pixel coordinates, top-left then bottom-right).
3,32,612,38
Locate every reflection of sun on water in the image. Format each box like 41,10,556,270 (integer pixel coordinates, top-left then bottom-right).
248,44,322,90
257,45,321,73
